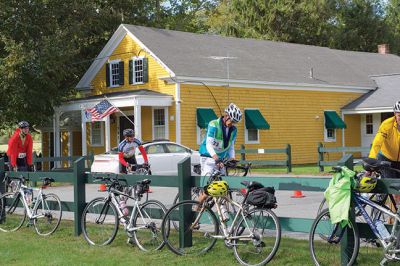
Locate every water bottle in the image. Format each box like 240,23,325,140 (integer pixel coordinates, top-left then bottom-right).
220,204,229,222
119,200,129,216
374,220,390,240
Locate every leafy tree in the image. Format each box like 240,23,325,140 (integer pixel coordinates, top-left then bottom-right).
385,0,400,54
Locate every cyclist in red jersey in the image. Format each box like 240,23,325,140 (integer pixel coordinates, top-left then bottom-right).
6,121,34,172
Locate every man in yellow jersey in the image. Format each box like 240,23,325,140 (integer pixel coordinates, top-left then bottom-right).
369,101,400,178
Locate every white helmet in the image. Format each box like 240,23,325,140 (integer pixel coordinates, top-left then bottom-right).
394,101,400,113
225,103,242,123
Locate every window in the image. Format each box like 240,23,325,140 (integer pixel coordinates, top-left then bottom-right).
153,108,166,139
166,144,189,153
366,114,373,135
109,61,120,87
130,57,148,84
146,144,166,154
91,122,104,146
247,129,259,142
197,128,207,145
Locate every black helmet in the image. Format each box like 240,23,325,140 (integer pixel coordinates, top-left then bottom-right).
123,128,134,137
18,121,29,128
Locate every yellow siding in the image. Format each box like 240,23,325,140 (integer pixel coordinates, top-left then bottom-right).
180,84,363,164
141,107,153,142
91,34,175,97
73,132,82,156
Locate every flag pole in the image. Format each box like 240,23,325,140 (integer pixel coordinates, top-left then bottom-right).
103,95,135,127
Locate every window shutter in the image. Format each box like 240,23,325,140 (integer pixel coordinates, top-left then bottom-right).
105,63,110,87
119,61,124,85
129,60,133,85
143,58,148,83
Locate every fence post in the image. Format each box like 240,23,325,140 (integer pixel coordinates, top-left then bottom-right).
286,144,292,173
178,157,193,248
338,154,354,170
0,158,5,222
240,144,246,161
318,142,324,172
73,157,86,236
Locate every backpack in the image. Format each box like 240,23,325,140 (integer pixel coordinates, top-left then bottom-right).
246,187,277,208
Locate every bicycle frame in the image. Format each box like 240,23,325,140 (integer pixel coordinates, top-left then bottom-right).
9,183,47,220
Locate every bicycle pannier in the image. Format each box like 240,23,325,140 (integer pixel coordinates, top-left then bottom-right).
246,187,277,208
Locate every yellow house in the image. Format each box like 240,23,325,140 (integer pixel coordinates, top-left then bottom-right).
42,25,400,164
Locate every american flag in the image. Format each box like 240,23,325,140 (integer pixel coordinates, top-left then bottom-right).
86,99,118,121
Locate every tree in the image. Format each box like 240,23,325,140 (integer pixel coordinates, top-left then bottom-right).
385,0,400,54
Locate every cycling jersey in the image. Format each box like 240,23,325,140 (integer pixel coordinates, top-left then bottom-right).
6,128,33,168
369,116,400,161
118,138,148,167
199,117,237,159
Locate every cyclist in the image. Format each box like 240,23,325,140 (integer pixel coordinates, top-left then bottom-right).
369,101,400,178
118,128,149,173
6,121,34,172
197,103,243,207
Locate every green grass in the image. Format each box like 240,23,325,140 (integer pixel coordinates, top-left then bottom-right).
0,220,385,265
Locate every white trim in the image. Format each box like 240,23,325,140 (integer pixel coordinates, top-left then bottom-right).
161,76,373,93
152,107,168,140
175,82,181,144
134,103,142,140
90,121,104,147
81,110,87,156
130,56,145,85
108,59,121,88
342,107,393,114
105,116,111,152
244,108,260,144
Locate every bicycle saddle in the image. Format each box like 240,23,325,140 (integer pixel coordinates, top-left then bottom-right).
138,179,151,185
362,158,391,172
240,180,264,191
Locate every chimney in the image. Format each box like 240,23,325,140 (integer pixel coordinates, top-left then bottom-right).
378,44,390,54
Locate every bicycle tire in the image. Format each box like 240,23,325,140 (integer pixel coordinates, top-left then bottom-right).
81,197,119,246
0,192,26,232
161,200,219,256
33,193,62,236
309,208,359,266
133,200,167,251
233,208,281,266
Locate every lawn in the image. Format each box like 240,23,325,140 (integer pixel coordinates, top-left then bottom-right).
0,220,384,266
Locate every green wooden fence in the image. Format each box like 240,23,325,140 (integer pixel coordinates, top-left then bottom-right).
236,144,292,173
317,142,371,172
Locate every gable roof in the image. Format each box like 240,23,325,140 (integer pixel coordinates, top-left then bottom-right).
77,24,400,91
342,74,400,113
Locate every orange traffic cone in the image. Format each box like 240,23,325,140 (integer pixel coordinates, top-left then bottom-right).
291,190,305,198
99,184,107,192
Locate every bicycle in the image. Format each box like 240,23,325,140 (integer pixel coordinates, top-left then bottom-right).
81,173,167,251
161,179,281,266
309,158,400,265
0,174,62,236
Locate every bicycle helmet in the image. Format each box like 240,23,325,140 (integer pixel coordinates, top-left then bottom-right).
394,101,400,113
205,180,229,197
18,121,29,128
225,103,242,123
355,172,377,193
123,128,134,137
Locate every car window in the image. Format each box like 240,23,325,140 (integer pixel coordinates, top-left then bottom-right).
166,144,189,153
146,144,166,154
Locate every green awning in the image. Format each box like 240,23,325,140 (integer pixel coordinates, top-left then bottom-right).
324,111,346,129
245,110,270,129
197,108,217,128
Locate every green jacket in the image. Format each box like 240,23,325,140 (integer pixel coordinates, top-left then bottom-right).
324,166,356,227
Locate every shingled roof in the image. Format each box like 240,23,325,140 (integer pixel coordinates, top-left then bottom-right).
77,24,400,90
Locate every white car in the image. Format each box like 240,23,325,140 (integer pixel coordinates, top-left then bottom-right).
91,140,200,175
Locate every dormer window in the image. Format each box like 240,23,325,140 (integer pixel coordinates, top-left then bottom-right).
129,57,148,85
106,60,124,87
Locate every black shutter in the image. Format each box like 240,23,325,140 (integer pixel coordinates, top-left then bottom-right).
129,60,133,84
143,58,148,83
119,61,124,85
105,63,110,87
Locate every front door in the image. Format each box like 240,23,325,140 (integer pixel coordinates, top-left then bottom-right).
119,116,135,142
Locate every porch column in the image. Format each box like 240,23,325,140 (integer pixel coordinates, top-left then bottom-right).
105,116,111,152
53,111,61,168
175,82,181,144
81,110,87,156
68,130,73,167
134,102,142,140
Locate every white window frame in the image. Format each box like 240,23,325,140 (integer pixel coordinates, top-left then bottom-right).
131,56,145,85
365,114,374,135
244,108,260,144
109,59,121,88
324,110,336,142
90,121,104,147
196,107,214,145
152,107,168,140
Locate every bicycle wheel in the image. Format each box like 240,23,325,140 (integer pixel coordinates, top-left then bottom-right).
309,208,359,266
133,200,167,251
81,197,119,246
0,192,26,232
162,200,219,255
233,208,281,266
33,193,62,236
